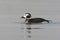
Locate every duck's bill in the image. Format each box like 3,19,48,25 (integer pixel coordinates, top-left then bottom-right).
21,16,25,18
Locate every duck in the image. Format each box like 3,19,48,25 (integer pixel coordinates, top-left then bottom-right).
21,13,49,24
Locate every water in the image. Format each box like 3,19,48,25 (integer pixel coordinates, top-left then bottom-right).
1,14,60,40
0,14,60,40
0,0,60,40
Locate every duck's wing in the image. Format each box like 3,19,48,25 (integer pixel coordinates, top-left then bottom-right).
29,18,44,22
30,18,45,20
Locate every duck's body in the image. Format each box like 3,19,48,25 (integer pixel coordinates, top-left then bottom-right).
21,13,49,24
25,18,49,24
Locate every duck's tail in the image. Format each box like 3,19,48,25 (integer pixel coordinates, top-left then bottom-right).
44,19,52,23
44,20,49,23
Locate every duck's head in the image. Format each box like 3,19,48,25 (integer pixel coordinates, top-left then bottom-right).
21,13,31,19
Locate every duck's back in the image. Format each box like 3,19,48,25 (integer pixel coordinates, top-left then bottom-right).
28,18,46,23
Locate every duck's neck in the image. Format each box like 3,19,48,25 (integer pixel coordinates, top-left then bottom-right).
25,18,30,23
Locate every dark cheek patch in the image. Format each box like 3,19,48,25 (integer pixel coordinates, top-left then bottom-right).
26,16,30,18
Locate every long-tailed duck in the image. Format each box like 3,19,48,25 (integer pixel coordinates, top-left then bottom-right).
21,13,49,24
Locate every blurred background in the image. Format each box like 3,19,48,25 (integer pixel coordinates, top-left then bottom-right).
0,0,60,21
0,0,60,40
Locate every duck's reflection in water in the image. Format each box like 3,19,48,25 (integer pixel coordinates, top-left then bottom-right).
24,24,32,38
24,24,43,38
